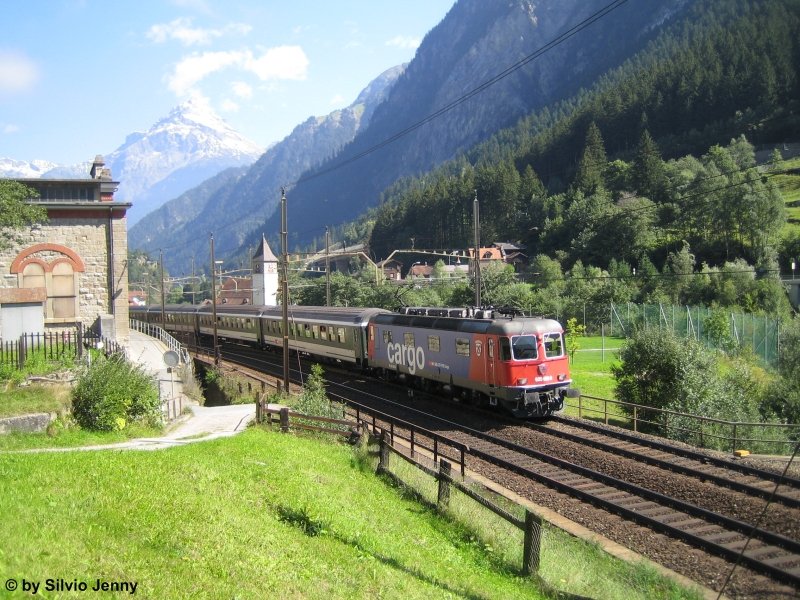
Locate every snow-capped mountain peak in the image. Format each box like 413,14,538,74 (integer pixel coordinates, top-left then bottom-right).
106,98,264,224
0,158,59,178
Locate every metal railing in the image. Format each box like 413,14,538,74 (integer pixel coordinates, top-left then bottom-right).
129,319,190,364
566,394,800,454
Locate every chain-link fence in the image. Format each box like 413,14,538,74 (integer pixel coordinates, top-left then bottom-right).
560,302,780,364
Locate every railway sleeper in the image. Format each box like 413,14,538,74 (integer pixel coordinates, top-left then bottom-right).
704,531,744,544
761,555,800,568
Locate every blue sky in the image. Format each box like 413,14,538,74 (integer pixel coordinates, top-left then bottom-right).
0,0,455,165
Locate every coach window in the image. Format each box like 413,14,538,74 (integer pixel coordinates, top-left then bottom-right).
428,335,440,352
320,325,328,341
337,327,346,344
304,324,312,338
312,325,319,339
543,333,564,358
456,337,470,357
403,332,415,347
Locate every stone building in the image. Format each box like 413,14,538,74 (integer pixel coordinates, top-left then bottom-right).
0,156,131,341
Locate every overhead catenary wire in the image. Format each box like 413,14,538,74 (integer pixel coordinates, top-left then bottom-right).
292,0,630,187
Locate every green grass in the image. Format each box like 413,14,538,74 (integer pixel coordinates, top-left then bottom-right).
0,428,702,599
0,383,72,419
564,335,635,424
775,156,800,235
0,420,165,452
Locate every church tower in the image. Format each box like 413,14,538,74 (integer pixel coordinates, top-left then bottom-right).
251,234,279,305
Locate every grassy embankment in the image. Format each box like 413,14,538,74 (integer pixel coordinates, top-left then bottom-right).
774,155,800,236
0,427,703,599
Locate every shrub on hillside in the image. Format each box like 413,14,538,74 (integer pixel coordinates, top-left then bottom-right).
71,353,161,431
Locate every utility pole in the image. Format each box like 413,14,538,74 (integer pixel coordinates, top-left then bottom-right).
473,190,481,308
159,249,166,331
280,188,290,396
325,226,331,307
210,233,219,365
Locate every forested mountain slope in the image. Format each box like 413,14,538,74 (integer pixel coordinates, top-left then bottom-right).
257,0,693,250
353,0,799,270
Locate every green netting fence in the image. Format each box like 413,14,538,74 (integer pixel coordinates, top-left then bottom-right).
560,302,780,365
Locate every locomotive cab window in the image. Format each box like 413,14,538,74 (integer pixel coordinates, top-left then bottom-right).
543,333,564,358
456,338,470,357
500,338,511,361
511,335,538,360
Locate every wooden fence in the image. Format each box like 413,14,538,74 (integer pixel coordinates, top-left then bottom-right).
258,402,543,576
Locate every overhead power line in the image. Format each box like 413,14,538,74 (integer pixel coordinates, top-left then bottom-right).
294,0,630,186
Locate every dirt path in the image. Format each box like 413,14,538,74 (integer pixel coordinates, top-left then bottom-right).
6,404,255,453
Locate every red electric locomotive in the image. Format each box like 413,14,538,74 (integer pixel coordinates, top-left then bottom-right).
367,307,577,418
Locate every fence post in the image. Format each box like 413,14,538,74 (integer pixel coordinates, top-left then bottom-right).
732,423,738,452
578,394,583,419
256,393,262,424
378,430,390,473
633,406,638,433
76,323,84,359
437,460,452,510
17,334,26,371
280,407,290,433
522,510,542,576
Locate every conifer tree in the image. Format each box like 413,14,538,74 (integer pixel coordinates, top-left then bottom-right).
574,122,607,195
631,130,667,203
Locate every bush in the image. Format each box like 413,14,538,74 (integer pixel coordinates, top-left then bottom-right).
612,327,719,416
292,364,345,422
71,354,161,431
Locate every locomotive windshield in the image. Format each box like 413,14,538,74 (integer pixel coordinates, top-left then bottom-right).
511,335,538,360
543,332,564,357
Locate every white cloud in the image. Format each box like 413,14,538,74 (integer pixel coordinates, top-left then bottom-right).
168,50,242,95
2,123,21,134
231,81,252,99
245,46,308,81
147,18,251,46
220,99,239,112
0,51,40,94
167,46,308,97
385,35,420,50
329,94,345,106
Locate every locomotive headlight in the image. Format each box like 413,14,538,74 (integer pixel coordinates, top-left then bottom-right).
558,374,566,381
517,378,528,386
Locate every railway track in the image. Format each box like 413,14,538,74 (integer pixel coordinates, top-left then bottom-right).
199,343,800,596
533,415,800,509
